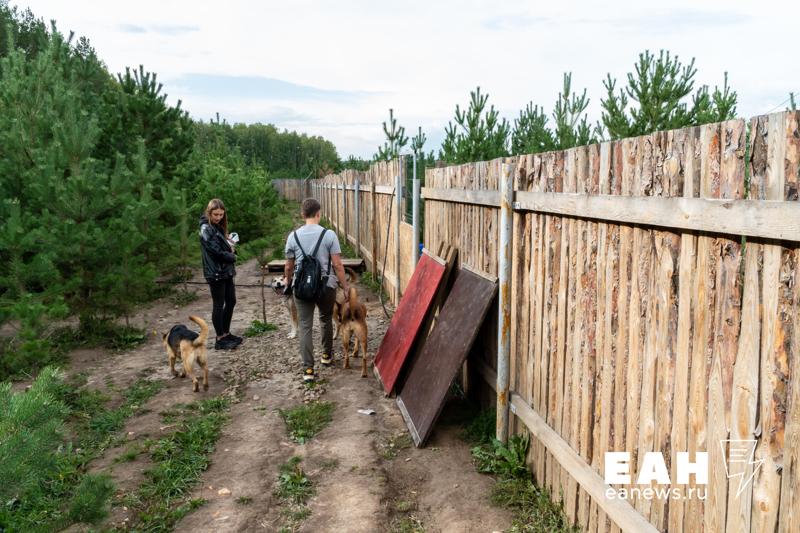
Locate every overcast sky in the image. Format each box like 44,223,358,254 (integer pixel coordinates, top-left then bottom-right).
14,0,800,159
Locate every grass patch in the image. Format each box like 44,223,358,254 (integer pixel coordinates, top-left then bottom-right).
467,429,577,533
279,401,334,443
378,433,414,460
244,319,278,337
171,289,199,307
275,456,314,532
120,397,229,532
462,408,496,444
236,496,253,505
52,318,147,352
0,369,163,531
361,271,389,301
275,456,314,504
390,515,425,533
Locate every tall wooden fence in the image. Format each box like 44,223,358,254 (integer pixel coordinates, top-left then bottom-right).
272,178,311,202
306,160,416,304
273,112,800,533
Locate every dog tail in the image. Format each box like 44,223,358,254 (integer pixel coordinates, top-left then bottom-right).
348,287,365,321
189,316,209,347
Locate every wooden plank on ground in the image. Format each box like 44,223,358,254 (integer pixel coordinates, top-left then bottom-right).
396,266,497,446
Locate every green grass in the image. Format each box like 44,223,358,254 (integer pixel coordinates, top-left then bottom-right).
52,318,147,353
275,456,315,504
171,289,199,307
279,401,334,443
244,319,278,337
0,369,164,532
378,433,414,460
465,426,578,533
390,515,425,533
274,456,314,532
119,397,229,532
236,496,253,505
361,271,389,301
462,408,496,445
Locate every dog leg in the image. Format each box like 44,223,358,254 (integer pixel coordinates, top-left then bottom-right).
342,327,351,369
199,349,209,391
359,332,369,378
168,347,179,377
181,342,199,392
287,301,298,339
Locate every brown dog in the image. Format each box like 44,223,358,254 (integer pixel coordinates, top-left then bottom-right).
340,287,369,377
333,268,358,340
162,316,209,392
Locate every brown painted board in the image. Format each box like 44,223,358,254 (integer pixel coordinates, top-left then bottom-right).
374,250,448,394
397,266,498,447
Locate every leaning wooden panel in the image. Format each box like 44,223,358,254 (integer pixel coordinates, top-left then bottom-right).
396,267,497,446
374,250,448,395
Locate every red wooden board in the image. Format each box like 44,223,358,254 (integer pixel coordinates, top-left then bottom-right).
396,267,497,447
374,251,447,394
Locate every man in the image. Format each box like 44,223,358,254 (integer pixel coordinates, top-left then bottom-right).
284,198,350,382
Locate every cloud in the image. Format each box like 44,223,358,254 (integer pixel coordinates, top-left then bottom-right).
173,73,374,103
580,8,748,33
118,23,147,34
117,23,199,35
482,14,552,31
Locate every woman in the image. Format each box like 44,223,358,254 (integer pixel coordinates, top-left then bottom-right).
199,198,242,350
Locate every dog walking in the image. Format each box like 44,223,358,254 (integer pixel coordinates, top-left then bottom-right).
284,198,350,382
200,198,243,350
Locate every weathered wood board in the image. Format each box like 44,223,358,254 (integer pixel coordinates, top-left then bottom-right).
396,266,497,446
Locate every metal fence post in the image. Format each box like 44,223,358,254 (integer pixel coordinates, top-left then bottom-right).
394,171,402,304
497,161,514,444
412,152,420,265
355,179,361,258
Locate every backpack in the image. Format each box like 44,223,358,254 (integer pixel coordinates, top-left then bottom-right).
291,229,330,301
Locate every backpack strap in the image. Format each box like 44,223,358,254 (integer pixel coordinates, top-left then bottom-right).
292,231,307,258
311,229,331,275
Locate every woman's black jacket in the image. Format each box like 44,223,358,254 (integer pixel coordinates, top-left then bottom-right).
199,215,236,282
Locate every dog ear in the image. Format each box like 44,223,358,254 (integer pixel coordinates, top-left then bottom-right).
162,333,167,341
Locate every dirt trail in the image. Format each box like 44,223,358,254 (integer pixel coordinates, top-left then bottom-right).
69,259,511,532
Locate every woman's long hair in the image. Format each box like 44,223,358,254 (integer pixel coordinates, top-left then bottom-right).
205,198,228,236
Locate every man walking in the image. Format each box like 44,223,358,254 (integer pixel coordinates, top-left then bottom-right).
284,199,350,382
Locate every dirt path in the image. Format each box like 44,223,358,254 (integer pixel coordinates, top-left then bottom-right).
69,258,512,532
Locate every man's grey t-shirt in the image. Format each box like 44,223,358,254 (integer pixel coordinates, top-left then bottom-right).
284,224,341,289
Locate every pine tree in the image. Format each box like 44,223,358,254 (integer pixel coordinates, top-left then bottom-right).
374,108,408,161
410,126,427,157
600,50,738,139
439,86,510,164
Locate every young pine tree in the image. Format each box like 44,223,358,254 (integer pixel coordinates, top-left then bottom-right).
601,50,738,139
439,86,510,164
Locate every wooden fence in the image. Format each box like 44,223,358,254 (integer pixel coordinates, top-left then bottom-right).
273,111,800,533
272,178,311,203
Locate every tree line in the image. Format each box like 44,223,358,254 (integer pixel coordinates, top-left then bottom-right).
368,50,741,166
0,2,340,379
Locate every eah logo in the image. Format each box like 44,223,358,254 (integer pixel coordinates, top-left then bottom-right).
604,451,708,501
721,439,763,497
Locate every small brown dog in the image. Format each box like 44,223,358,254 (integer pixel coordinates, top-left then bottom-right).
340,287,369,377
162,316,209,392
333,268,358,340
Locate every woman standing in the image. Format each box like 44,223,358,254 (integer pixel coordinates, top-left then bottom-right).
199,199,242,350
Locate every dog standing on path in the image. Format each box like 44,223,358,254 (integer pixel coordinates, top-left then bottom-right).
270,276,298,339
340,286,369,377
162,316,210,392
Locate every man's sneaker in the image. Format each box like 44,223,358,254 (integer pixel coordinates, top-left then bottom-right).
214,337,237,350
227,334,243,346
302,367,315,383
320,353,333,367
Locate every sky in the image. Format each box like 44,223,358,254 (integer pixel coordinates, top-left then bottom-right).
14,0,800,159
